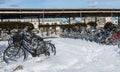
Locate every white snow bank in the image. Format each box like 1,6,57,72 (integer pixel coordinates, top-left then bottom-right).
0,38,120,72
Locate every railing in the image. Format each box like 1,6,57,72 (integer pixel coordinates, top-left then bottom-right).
0,11,120,14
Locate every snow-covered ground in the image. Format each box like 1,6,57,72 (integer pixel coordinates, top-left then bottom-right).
0,38,120,72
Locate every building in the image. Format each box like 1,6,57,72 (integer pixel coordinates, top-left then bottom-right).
82,17,96,24
29,19,62,29
82,17,113,28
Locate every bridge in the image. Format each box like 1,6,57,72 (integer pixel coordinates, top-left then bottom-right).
0,8,120,19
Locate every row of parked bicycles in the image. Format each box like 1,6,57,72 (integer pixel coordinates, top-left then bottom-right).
3,26,56,63
60,27,120,45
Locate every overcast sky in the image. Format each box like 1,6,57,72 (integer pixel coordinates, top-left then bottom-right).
0,0,120,8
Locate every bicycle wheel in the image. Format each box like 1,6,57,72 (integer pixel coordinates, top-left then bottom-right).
3,45,26,63
46,43,56,55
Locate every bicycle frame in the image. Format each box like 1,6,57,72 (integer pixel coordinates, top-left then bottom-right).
20,35,48,57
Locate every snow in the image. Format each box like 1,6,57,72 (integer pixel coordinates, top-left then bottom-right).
0,38,120,72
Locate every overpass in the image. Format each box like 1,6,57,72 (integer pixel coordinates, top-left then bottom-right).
0,8,120,19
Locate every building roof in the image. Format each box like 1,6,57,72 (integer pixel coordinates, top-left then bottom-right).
0,8,120,19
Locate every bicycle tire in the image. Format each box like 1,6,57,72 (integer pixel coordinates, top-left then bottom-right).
3,45,26,63
46,43,56,55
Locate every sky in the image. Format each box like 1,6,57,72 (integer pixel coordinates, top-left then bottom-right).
0,0,120,8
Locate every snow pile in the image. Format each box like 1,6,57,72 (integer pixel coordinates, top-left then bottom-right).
0,38,120,72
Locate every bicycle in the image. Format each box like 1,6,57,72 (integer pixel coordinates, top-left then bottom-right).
3,28,56,63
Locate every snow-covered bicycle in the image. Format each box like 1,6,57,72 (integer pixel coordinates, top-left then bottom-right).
3,27,56,63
